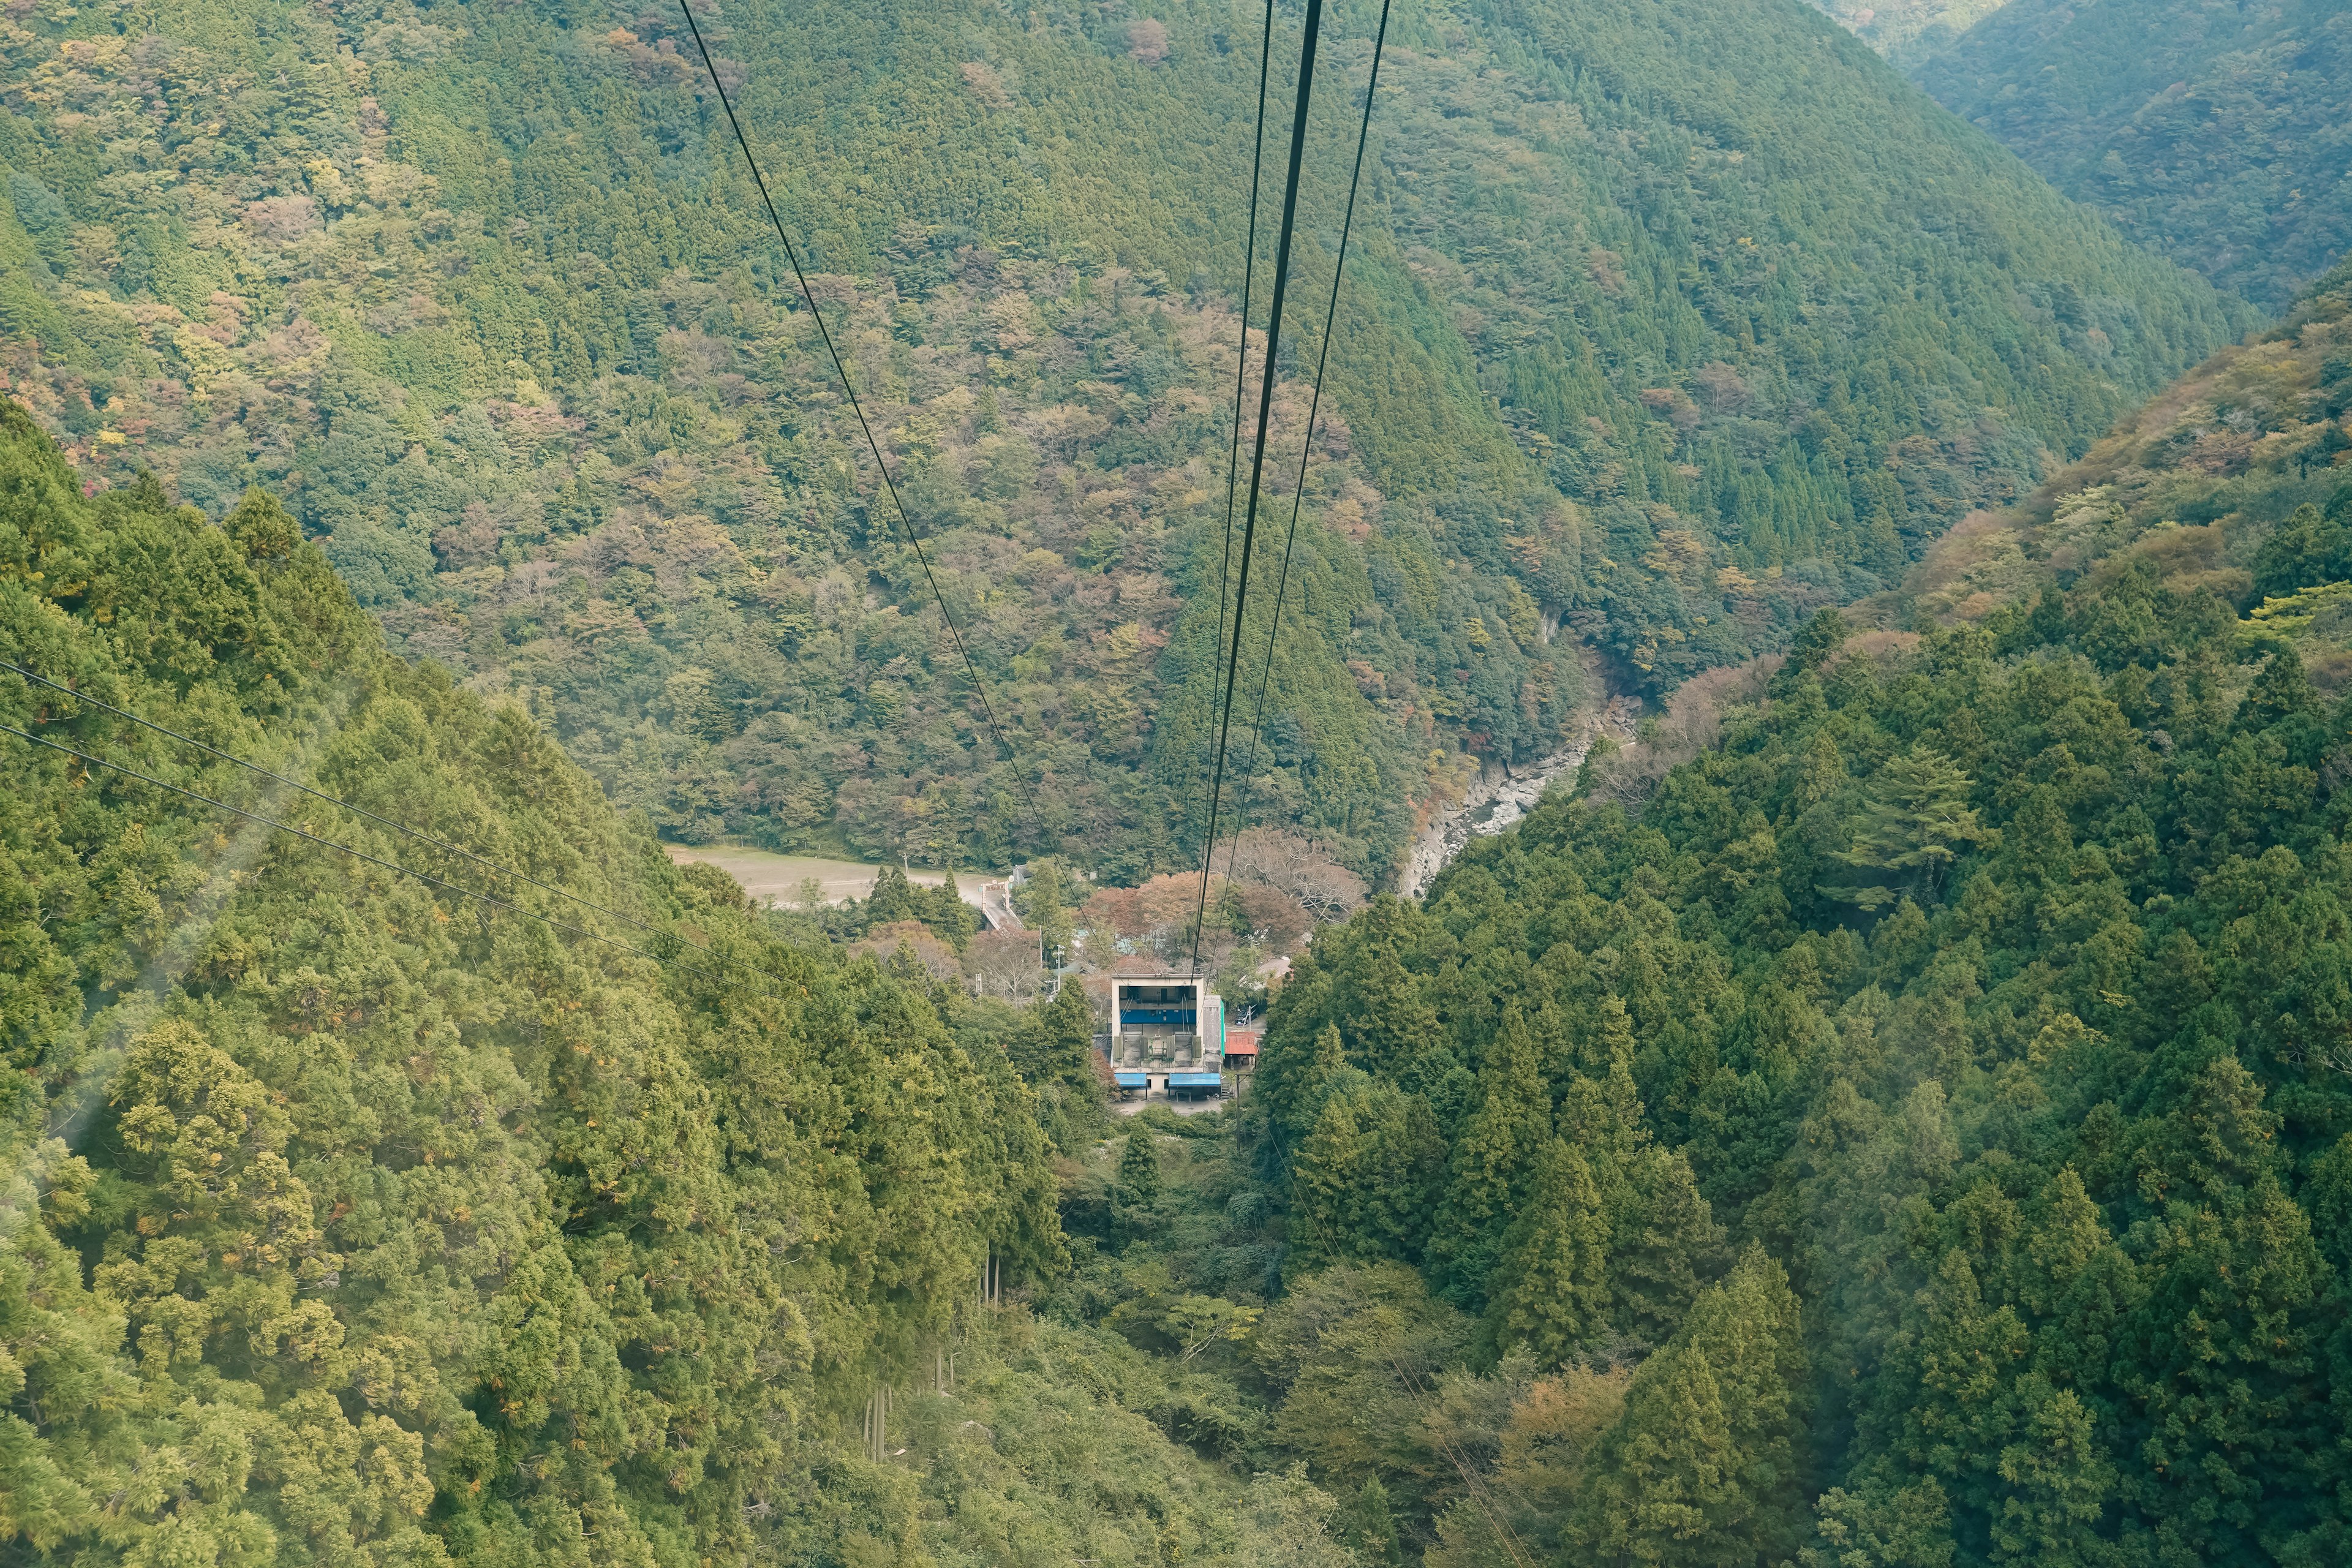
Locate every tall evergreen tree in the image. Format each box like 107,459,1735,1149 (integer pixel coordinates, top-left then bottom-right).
1613,1147,1724,1348
1433,1001,1551,1303
1118,1129,1164,1210
1821,748,1991,910
1569,1248,1811,1567
1292,1078,1447,1267
1016,974,1099,1095
1340,940,1443,1081
1492,1138,1615,1368
1018,859,1077,971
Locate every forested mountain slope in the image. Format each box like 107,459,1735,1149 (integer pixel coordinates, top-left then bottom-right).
1915,0,2352,311
1246,579,2352,1562
0,402,1328,1566
1209,258,2352,1564
1801,0,2012,69
0,0,2246,883
7,297,2352,1564
1907,252,2352,644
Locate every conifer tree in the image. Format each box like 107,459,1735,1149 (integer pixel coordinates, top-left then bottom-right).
1433,1001,1551,1302
1017,975,1099,1095
1559,992,1645,1161
1876,1250,2033,1534
1340,944,1442,1079
1293,1079,1446,1266
1020,859,1077,971
1340,1475,1400,1564
1118,1129,1163,1209
1612,1147,1723,1348
1822,748,1991,910
1492,1138,1614,1367
1569,1248,1810,1567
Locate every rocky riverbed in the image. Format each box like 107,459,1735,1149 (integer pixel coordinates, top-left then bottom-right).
1398,696,1642,899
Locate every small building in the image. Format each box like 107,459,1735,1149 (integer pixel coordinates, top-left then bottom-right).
1224,1026,1262,1071
1104,970,1225,1100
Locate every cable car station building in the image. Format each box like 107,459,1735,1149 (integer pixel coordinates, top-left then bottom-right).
1105,971,1226,1100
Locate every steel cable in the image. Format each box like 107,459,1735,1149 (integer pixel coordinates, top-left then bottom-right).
1222,0,1392,892
674,0,1042,837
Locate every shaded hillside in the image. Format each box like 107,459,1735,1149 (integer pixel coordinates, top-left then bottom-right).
1916,0,2352,309
1180,254,2352,1566
0,0,2247,883
1801,0,2013,67
1906,254,2352,658
1242,582,2352,1564
0,402,1313,1565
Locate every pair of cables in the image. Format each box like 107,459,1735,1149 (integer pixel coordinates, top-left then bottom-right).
1190,0,1394,975
672,0,1390,967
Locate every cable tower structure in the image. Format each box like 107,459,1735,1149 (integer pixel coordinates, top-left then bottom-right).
673,0,1041,840
1188,0,1327,977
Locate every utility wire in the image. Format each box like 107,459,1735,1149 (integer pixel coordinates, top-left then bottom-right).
1388,1352,1539,1568
1189,0,1326,976
5,659,688,957
0,721,778,999
673,0,1039,835
1208,0,1277,804
1223,1,1391,888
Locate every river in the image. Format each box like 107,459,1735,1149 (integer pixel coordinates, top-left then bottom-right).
1397,696,1641,900
665,703,1632,913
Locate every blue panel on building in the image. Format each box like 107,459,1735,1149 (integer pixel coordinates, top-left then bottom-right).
1120,1008,1199,1026
1114,1071,1149,1087
1167,1072,1223,1088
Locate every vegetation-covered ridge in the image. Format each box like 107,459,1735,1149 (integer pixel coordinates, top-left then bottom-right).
0,0,2248,882
0,400,1363,1567
1800,0,2011,70
1916,0,2352,310
8,315,2352,1567
1906,251,2352,658
1242,581,2352,1561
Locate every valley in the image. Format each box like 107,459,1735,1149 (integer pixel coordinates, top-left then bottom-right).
1398,692,1640,899
2,2,2349,1566
0,0,2246,889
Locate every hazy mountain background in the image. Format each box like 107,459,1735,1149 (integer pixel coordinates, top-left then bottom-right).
1804,0,2352,313
1913,0,2352,311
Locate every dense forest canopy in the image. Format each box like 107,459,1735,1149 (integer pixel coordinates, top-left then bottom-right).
1915,0,2352,311
0,0,2247,883
1906,254,2352,649
7,252,2348,1562
1245,513,2352,1562
10,1,2352,1562
0,400,1367,1565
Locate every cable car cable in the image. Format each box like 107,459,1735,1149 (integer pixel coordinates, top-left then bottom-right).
1208,0,1278,801
673,0,1041,836
1188,0,1327,977
1221,0,1392,888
